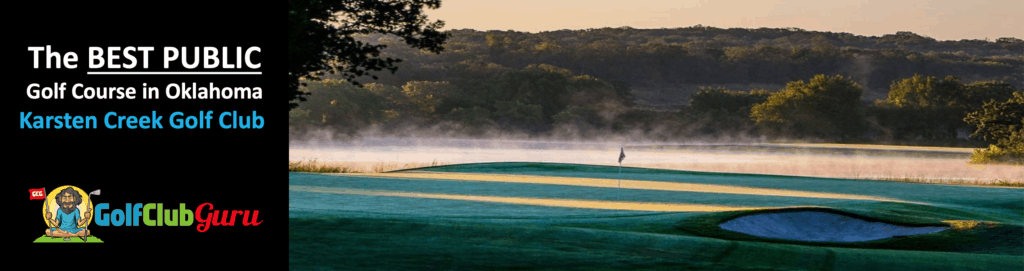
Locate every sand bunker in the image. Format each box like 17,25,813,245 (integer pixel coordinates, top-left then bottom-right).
719,211,948,242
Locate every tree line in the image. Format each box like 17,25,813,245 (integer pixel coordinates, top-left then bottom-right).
288,25,1022,163
356,28,1022,99
290,68,1023,163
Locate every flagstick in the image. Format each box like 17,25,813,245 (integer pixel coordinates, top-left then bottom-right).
617,147,624,200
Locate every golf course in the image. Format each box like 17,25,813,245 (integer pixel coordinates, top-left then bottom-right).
289,162,1023,270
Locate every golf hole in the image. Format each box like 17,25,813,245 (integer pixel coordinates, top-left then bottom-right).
719,210,949,242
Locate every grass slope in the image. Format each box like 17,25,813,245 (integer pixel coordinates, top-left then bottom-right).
290,162,1023,270
290,215,1020,271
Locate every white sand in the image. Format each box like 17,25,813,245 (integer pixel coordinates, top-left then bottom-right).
718,211,949,242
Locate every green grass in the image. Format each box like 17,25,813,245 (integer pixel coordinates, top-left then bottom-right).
32,235,104,243
409,162,1024,195
290,162,1024,270
627,143,973,159
290,215,1021,271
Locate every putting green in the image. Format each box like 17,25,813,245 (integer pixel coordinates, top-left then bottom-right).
32,235,103,243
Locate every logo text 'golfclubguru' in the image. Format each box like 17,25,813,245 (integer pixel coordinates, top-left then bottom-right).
94,203,261,232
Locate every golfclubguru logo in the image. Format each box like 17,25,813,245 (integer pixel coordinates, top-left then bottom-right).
32,186,101,243
32,186,262,243
94,202,262,232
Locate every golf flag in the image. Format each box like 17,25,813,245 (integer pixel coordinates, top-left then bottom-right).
618,148,626,164
30,188,46,200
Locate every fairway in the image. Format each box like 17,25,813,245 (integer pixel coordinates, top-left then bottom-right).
289,162,1023,270
343,172,918,203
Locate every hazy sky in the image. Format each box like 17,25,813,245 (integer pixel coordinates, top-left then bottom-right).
426,0,1023,41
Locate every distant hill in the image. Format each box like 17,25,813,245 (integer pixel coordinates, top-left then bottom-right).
351,27,1022,109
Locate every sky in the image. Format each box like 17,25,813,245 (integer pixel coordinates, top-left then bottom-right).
425,0,1024,41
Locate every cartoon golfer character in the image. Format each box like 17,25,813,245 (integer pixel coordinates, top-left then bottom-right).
45,187,91,241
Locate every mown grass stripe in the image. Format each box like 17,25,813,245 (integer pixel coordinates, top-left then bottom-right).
341,172,925,204
289,185,782,212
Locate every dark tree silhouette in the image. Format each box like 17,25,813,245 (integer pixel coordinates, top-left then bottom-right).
963,91,1024,163
964,91,1024,144
288,0,448,109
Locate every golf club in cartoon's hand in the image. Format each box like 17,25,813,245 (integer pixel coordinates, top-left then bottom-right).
46,212,52,220
83,212,91,220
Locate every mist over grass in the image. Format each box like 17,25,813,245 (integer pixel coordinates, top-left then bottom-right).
288,131,1022,185
288,122,786,150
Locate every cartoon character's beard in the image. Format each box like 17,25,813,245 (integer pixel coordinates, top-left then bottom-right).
60,203,77,214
